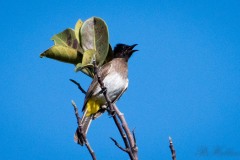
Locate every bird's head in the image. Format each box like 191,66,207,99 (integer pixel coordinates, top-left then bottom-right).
113,44,138,61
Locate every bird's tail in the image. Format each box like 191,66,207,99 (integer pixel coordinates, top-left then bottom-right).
74,111,93,146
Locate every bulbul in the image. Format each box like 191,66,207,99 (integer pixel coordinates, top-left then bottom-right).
74,43,138,145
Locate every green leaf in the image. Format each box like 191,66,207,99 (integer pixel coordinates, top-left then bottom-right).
81,17,109,65
75,63,83,72
51,28,83,53
40,45,82,64
82,49,96,66
75,19,83,43
75,63,94,78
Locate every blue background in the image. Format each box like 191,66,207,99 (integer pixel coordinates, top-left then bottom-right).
1,0,239,159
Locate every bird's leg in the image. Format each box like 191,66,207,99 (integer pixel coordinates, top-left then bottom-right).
98,103,116,117
97,104,115,117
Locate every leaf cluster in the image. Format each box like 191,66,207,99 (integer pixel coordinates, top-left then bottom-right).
40,17,114,77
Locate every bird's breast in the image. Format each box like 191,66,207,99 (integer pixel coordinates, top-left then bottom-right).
93,72,128,103
104,72,128,96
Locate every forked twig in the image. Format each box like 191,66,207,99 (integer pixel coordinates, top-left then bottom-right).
71,100,97,160
113,104,138,157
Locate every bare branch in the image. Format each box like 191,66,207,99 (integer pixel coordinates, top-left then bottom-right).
71,100,97,160
70,79,87,94
169,136,176,160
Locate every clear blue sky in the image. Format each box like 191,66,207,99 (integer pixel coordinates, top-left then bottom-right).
1,0,240,160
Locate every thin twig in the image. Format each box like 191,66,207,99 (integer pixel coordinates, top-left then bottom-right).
71,100,81,124
70,79,87,94
132,128,137,147
169,136,176,160
110,137,128,152
71,100,97,160
93,60,136,160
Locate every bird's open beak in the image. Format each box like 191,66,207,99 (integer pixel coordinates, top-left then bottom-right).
128,44,138,54
128,44,138,50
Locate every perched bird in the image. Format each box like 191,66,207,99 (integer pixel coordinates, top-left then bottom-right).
74,43,138,145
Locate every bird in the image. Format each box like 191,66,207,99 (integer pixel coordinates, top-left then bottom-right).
74,43,138,145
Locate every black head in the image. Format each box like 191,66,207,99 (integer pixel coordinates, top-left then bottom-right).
113,44,138,61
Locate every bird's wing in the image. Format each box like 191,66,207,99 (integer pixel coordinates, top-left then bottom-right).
82,61,113,111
